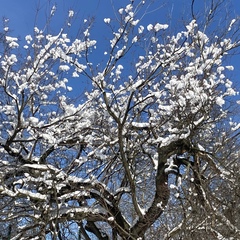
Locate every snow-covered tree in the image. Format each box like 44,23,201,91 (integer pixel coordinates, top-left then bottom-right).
0,1,239,239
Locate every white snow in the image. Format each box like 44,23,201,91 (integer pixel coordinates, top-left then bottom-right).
154,23,168,31
174,193,180,198
17,189,47,201
0,8,239,238
118,8,124,14
29,117,39,125
68,10,74,17
51,5,56,15
131,122,149,128
216,96,225,106
108,216,114,222
147,24,153,31
104,18,111,24
225,65,234,70
59,65,70,71
125,4,133,13
5,36,19,48
228,19,236,31
138,25,144,34
22,164,48,170
157,202,164,209
164,156,178,174
169,184,177,190
132,36,138,43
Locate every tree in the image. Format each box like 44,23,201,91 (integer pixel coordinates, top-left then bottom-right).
0,0,240,239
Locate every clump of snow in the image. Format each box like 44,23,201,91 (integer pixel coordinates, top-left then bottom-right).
59,65,70,71
5,36,19,48
68,10,74,18
228,19,236,31
17,189,47,201
215,96,225,106
108,217,114,222
125,4,133,13
118,8,124,14
164,156,178,174
154,23,168,31
51,5,57,15
132,36,138,43
174,193,180,198
170,184,177,190
104,18,111,24
225,65,234,70
28,117,39,125
157,202,165,209
147,24,153,31
138,25,144,34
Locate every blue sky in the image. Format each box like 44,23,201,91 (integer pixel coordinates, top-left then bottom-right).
0,0,239,96
0,0,239,33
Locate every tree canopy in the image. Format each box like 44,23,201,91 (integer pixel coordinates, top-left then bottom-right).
0,0,239,239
